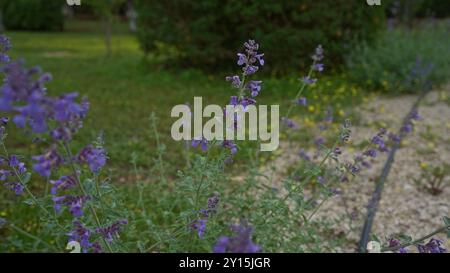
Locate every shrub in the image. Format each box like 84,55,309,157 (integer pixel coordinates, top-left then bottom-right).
346,22,450,94
0,0,64,31
135,0,385,74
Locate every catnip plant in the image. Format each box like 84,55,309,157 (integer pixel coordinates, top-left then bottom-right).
0,35,447,253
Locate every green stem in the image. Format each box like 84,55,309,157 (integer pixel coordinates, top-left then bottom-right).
10,224,58,252
284,61,316,120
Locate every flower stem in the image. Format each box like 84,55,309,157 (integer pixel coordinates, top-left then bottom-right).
62,142,114,253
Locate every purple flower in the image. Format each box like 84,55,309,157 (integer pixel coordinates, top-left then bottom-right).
317,176,326,184
9,155,26,174
213,222,260,253
312,45,324,62
67,221,94,253
371,129,388,152
244,65,258,76
200,193,220,218
388,238,408,253
0,35,11,63
417,238,446,253
301,76,317,85
313,63,324,72
53,195,88,217
32,149,62,177
191,138,209,152
296,97,307,106
50,176,76,195
236,40,264,76
363,148,377,158
3,181,24,195
0,117,9,125
388,132,400,144
0,169,11,181
77,145,107,173
96,219,128,242
225,75,241,89
190,219,207,238
299,149,311,161
281,117,298,129
222,140,237,155
246,80,262,97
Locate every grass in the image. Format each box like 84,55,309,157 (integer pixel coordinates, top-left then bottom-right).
4,20,363,178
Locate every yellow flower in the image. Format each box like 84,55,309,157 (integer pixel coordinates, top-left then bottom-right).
308,105,315,112
427,142,435,149
420,162,428,170
338,109,345,117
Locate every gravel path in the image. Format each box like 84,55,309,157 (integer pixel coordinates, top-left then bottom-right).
260,86,450,252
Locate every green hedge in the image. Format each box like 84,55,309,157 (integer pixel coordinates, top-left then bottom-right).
135,0,385,73
1,0,64,31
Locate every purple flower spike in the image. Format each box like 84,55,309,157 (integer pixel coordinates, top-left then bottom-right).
213,221,260,253
190,219,207,238
301,76,317,85
77,145,107,173
192,138,209,152
32,149,62,178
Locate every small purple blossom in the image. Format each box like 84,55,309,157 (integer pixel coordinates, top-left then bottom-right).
3,181,24,195
213,222,260,253
50,176,77,195
96,219,128,242
53,195,89,217
189,219,207,238
281,117,298,129
417,238,447,253
299,148,311,161
77,145,107,173
191,138,209,152
296,97,307,106
9,155,26,174
388,238,408,253
225,75,241,89
32,149,62,177
313,63,324,72
67,221,97,253
301,76,317,85
246,80,262,97
0,35,11,63
312,44,324,62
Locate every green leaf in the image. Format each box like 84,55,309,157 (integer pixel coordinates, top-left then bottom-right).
21,172,31,185
443,216,450,239
23,198,35,206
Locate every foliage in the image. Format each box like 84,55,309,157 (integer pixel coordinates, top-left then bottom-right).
346,22,450,94
134,0,385,74
0,0,64,31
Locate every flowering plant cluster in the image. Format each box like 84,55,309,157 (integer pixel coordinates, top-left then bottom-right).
0,35,448,254
0,35,126,253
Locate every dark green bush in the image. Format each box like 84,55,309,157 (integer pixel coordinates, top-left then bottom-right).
418,0,450,18
346,22,450,94
1,0,64,31
135,0,385,73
